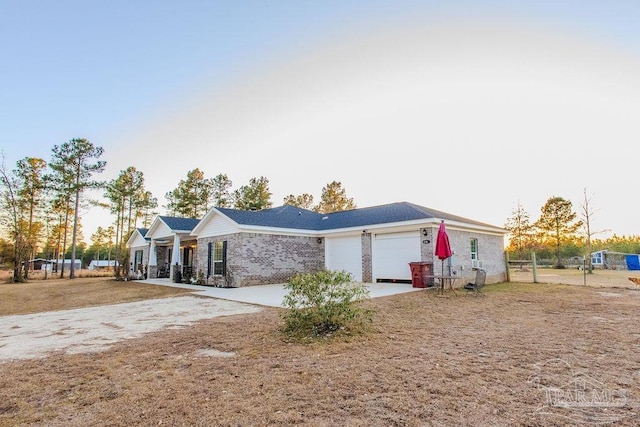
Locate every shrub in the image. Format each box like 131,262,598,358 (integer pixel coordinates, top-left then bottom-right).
282,270,374,339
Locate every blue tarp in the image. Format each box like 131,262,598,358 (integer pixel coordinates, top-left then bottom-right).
625,254,640,271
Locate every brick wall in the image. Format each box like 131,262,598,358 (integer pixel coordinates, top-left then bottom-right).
196,233,324,287
438,230,506,284
421,227,436,264
361,233,372,282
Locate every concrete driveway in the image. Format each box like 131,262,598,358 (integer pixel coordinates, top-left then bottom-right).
138,278,422,308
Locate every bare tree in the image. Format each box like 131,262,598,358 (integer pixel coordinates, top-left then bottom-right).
581,188,609,273
0,156,27,282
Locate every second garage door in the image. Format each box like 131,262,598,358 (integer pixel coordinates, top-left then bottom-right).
325,236,362,282
373,231,421,282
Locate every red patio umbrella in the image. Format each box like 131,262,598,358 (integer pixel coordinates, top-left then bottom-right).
435,220,453,276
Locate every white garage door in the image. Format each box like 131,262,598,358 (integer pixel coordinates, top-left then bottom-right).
373,232,420,282
325,236,362,282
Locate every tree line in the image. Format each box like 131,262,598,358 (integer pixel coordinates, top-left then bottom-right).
1,139,104,282
0,139,357,282
163,169,356,217
504,192,640,269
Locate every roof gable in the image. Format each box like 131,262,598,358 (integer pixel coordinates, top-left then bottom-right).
126,227,150,247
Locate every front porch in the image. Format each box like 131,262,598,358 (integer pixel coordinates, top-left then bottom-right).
148,236,197,283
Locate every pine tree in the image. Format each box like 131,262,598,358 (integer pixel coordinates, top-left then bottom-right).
49,138,105,279
233,176,273,211
535,196,582,267
314,181,356,213
283,193,314,209
165,168,214,218
504,201,534,259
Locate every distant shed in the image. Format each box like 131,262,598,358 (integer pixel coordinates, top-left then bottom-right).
88,260,118,270
592,250,640,270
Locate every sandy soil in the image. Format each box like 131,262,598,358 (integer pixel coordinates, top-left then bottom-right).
509,267,640,288
0,296,261,362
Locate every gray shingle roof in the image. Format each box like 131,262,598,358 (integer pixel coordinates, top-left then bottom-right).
215,202,499,231
216,205,321,230
159,216,200,232
315,202,492,230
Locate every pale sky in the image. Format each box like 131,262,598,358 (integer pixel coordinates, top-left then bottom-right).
2,1,639,241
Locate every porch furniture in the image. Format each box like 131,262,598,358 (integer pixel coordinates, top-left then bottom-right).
158,263,170,278
424,274,458,297
464,269,487,297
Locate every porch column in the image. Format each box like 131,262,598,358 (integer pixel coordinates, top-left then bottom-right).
170,234,182,281
148,239,157,278
149,239,157,266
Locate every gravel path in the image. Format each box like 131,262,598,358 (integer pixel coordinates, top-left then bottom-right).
0,296,261,362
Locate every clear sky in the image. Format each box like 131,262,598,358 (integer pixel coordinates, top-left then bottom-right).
2,1,639,242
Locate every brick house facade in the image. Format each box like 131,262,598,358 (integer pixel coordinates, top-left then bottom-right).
130,202,508,287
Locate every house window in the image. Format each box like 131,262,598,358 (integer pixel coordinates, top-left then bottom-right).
470,238,479,261
208,241,227,277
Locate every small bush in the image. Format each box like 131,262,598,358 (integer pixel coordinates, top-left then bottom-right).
282,270,374,339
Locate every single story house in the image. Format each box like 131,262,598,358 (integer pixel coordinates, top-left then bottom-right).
128,202,508,287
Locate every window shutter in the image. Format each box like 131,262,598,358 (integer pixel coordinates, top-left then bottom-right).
222,241,227,276
207,242,212,278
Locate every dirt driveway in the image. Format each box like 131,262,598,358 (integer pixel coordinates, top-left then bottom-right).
509,267,640,288
0,296,261,362
0,279,419,364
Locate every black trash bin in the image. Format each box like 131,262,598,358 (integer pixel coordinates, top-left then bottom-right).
173,268,182,283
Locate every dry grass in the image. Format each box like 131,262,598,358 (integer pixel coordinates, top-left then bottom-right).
1,278,640,426
1,268,116,283
0,277,192,315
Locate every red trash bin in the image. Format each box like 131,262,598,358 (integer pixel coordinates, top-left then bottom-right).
408,262,434,288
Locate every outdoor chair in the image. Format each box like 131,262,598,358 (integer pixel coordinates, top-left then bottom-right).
464,269,486,297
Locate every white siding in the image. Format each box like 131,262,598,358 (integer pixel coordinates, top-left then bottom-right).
148,221,172,239
130,232,147,247
197,214,239,238
325,236,362,282
373,231,420,281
